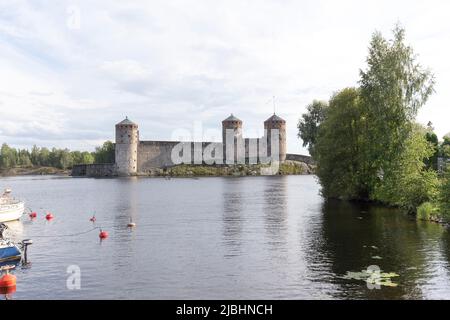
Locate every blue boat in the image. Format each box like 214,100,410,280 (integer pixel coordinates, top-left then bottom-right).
0,224,22,263
0,240,22,262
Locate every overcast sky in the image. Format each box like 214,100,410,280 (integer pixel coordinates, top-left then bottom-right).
0,0,449,155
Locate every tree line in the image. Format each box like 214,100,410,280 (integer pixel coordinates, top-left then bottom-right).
298,25,449,220
0,141,115,170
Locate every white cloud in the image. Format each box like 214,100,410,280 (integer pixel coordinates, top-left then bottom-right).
0,0,448,153
100,60,152,82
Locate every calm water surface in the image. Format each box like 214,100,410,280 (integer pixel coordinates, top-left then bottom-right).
1,175,450,300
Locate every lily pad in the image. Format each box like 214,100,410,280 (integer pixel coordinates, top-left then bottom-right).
367,278,398,287
380,272,399,278
341,271,371,280
341,269,400,287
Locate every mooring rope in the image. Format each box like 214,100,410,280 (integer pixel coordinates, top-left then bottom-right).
28,227,103,238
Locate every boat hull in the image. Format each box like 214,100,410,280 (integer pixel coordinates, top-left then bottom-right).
0,245,22,263
0,202,24,223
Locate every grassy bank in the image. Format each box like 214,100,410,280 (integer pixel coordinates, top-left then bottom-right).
138,160,315,177
416,170,450,224
0,166,70,177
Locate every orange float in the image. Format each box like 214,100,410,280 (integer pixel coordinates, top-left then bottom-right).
0,266,17,296
0,273,16,288
0,285,16,295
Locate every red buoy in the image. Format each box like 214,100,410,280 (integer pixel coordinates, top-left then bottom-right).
29,212,37,219
99,230,109,239
0,273,16,288
0,266,17,296
0,285,16,295
45,213,54,220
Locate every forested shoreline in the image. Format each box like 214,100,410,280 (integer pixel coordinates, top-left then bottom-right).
0,141,115,173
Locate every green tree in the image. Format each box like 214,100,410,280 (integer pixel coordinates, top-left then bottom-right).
359,24,435,195
314,88,367,199
70,151,82,165
297,100,328,156
440,167,450,217
59,149,73,169
30,145,40,166
424,127,439,170
440,136,450,158
48,148,60,168
80,151,94,164
0,143,17,169
39,147,50,167
94,141,115,164
372,124,439,212
17,149,32,167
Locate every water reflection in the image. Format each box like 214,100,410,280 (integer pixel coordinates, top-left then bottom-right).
306,199,450,299
114,177,140,228
111,178,140,274
263,177,288,251
221,179,245,257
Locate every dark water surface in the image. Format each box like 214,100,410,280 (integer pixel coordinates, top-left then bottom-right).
1,175,449,299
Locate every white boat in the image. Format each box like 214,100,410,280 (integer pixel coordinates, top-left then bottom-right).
0,189,25,223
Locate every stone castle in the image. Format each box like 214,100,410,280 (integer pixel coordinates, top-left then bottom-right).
73,114,312,176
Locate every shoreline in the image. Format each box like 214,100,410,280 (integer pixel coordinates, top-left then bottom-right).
71,160,316,178
1,161,315,178
0,167,70,177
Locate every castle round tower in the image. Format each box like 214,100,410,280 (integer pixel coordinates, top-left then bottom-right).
264,114,286,162
115,117,139,175
222,114,242,164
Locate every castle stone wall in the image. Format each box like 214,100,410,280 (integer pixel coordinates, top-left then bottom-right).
137,141,223,171
286,154,314,165
138,141,181,170
72,164,117,177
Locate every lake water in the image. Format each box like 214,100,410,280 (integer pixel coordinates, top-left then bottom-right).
1,175,450,300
